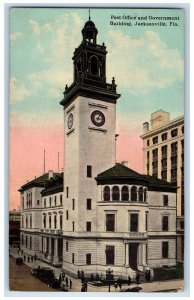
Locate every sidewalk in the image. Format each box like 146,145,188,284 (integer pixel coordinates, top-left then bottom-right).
9,247,184,293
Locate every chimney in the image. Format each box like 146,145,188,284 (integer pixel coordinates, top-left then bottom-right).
48,170,54,179
121,161,128,167
143,122,149,133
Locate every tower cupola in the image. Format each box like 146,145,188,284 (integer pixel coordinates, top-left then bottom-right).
82,18,98,44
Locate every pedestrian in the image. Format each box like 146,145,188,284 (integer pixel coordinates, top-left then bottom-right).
119,282,122,290
24,255,26,261
59,274,62,282
81,285,85,292
70,279,72,289
28,256,30,263
81,270,84,281
62,273,65,281
66,277,68,287
77,269,80,279
84,281,88,292
114,282,118,291
128,275,131,286
34,254,37,260
136,273,140,285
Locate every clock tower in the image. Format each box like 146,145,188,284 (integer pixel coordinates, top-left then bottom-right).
60,17,120,276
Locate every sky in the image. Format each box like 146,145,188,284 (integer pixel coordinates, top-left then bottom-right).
9,7,184,210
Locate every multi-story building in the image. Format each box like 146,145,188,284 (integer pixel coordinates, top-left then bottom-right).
19,18,178,278
9,210,21,246
141,110,184,263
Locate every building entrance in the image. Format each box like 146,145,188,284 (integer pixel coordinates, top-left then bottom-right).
129,243,139,269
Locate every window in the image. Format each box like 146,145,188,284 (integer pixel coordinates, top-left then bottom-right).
152,161,158,169
87,199,92,210
171,128,178,137
180,220,184,229
72,199,75,210
72,221,75,231
91,56,98,75
147,139,150,147
131,186,137,201
60,215,63,229
145,213,148,231
72,253,75,264
86,253,91,265
138,187,143,202
147,151,150,160
171,142,177,154
49,197,52,207
182,126,184,134
112,186,120,201
44,199,46,207
30,215,32,228
106,245,115,265
153,136,158,144
171,168,177,179
152,148,158,158
161,133,168,141
162,216,169,231
37,200,40,205
66,187,69,198
130,213,138,232
86,222,91,232
171,156,177,166
54,196,57,206
106,214,115,232
144,188,147,202
66,210,69,220
54,215,57,229
43,215,46,228
60,194,63,205
121,186,129,201
161,145,167,156
104,186,110,201
49,216,51,228
66,241,68,251
161,158,167,168
162,242,169,258
87,165,92,178
161,170,167,180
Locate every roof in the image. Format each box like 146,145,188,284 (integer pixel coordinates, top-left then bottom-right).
96,163,177,192
19,172,60,192
41,173,64,196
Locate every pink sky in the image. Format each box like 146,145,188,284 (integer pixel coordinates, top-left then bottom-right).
9,124,143,210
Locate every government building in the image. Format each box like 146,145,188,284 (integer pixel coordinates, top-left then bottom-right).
19,18,178,279
141,110,184,263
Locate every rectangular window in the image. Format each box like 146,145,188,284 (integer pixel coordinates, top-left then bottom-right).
106,245,115,265
147,139,150,146
54,196,57,206
161,158,167,168
87,165,92,178
86,253,91,265
145,213,148,231
87,199,92,210
37,200,40,205
171,142,177,154
66,241,68,251
72,221,74,232
152,136,158,144
162,216,169,231
72,199,75,210
60,194,63,205
161,170,167,181
163,195,168,206
171,156,177,166
49,197,52,207
161,133,168,141
66,210,69,220
86,222,91,232
130,213,138,232
66,187,69,198
72,253,75,264
162,242,169,258
161,145,167,156
171,128,178,137
106,214,115,232
152,148,158,158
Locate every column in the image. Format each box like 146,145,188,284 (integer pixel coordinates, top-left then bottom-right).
141,243,147,266
48,238,52,259
125,243,129,266
53,238,59,265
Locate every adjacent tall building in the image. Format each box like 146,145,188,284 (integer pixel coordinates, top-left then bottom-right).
141,110,184,263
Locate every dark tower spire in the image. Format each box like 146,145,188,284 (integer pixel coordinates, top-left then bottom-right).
89,8,91,20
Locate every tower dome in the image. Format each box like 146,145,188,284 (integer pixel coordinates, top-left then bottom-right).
82,18,98,44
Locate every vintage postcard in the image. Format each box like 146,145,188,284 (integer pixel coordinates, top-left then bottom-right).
9,7,184,293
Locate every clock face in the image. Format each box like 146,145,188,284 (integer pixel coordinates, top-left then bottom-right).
91,110,105,127
67,113,74,130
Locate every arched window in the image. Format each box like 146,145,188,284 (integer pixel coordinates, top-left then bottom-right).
26,215,28,228
54,215,57,229
60,215,63,230
139,187,143,202
91,56,98,75
104,186,110,201
121,186,129,201
49,216,51,228
131,186,137,201
144,188,147,202
112,186,120,201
